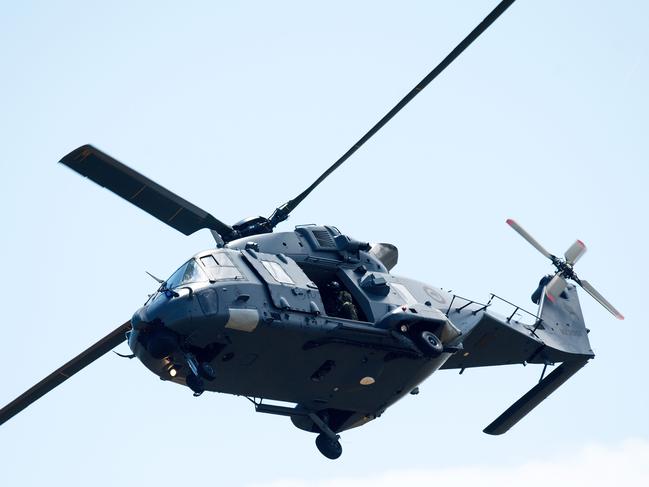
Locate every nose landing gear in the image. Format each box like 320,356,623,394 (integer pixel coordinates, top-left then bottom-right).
183,353,216,397
198,362,216,381
185,373,205,396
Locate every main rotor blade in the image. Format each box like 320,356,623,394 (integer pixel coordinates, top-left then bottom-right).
0,321,131,426
60,145,235,241
578,279,624,320
506,219,553,260
269,0,517,227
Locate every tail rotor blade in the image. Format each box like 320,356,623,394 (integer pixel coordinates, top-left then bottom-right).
545,274,567,302
506,219,553,260
578,280,624,320
505,220,623,321
564,239,587,266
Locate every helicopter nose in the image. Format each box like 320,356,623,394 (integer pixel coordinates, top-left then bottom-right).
129,299,175,332
133,287,200,336
130,306,148,330
129,304,181,360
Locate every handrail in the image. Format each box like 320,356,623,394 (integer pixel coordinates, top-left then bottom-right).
489,293,541,325
445,294,491,316
445,292,543,330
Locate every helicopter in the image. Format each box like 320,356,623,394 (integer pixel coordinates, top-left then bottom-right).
0,0,624,460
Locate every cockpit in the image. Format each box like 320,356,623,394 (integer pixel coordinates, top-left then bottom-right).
198,253,244,281
163,251,246,292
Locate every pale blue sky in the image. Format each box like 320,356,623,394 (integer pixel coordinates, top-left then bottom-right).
1,1,647,485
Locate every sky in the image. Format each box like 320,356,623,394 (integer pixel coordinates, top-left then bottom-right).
1,0,648,485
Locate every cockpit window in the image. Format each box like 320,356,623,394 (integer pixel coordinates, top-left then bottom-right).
200,253,244,281
165,260,208,289
165,263,188,290
182,260,208,284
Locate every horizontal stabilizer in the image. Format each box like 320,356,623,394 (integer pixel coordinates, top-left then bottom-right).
60,145,234,240
483,358,588,435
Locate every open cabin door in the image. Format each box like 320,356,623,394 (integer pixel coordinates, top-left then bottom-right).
241,250,324,314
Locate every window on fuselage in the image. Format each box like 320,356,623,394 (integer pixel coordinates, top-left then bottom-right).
261,260,294,284
200,253,244,281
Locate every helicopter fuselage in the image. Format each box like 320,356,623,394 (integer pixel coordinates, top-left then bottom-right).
128,225,462,433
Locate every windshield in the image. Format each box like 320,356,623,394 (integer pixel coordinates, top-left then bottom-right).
165,259,208,289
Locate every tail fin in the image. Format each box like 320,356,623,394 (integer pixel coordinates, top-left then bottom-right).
533,282,594,361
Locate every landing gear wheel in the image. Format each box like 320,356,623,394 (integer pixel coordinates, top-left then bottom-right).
186,373,205,396
315,433,342,460
419,330,443,357
199,362,216,381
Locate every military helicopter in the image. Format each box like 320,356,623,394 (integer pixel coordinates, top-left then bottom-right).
0,0,623,460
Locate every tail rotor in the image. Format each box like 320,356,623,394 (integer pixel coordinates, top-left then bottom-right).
506,219,624,320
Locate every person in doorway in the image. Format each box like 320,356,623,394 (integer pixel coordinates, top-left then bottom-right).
325,281,359,320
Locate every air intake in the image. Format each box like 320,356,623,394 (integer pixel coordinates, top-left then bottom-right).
312,229,336,249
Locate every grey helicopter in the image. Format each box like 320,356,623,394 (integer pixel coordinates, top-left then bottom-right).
0,0,623,460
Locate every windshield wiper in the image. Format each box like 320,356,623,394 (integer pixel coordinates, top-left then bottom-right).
157,281,179,298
